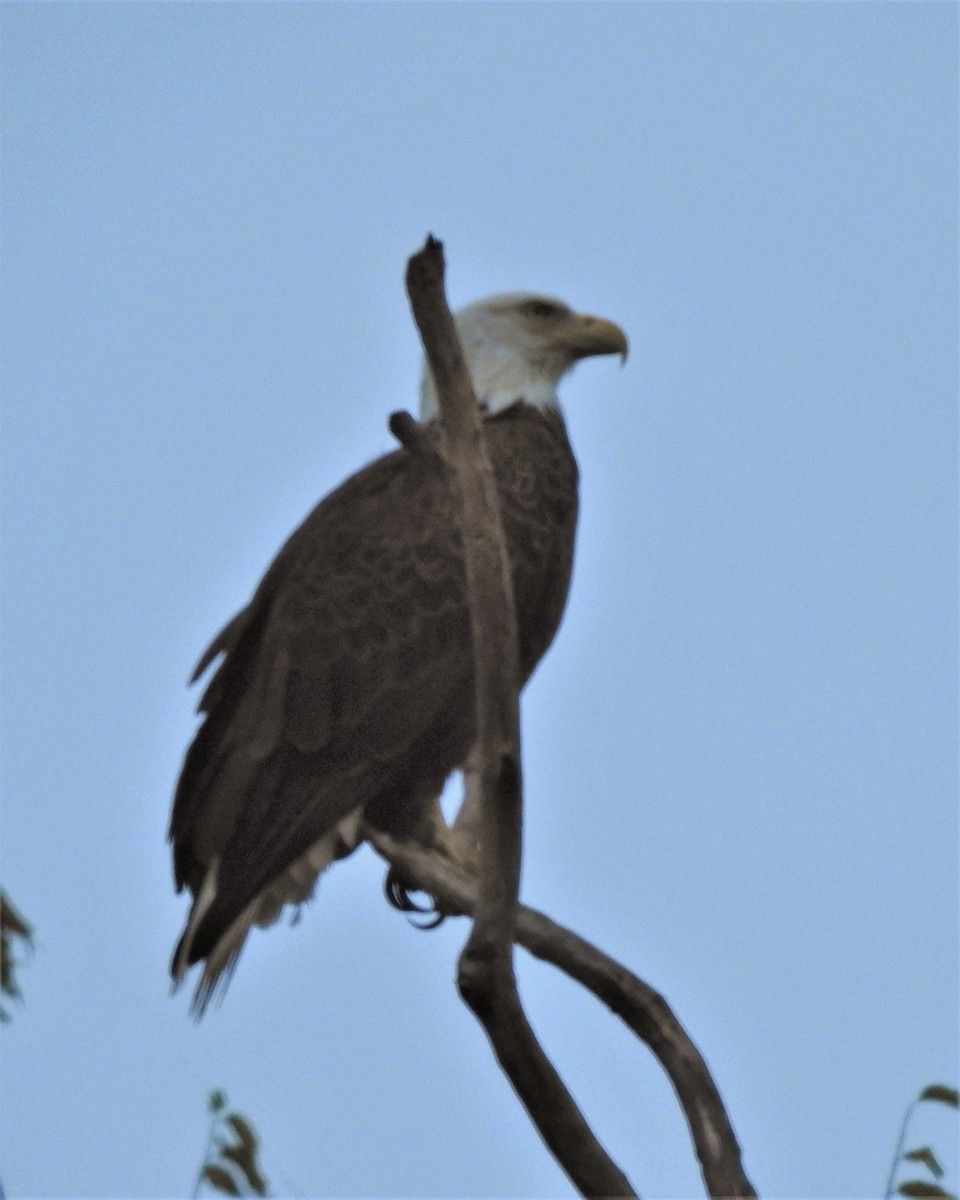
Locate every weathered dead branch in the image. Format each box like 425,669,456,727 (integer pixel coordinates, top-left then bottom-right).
365,826,757,1200
404,236,636,1198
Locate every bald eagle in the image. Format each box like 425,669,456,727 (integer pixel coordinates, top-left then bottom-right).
169,293,627,1012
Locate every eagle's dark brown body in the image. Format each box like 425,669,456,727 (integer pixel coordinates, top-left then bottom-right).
169,402,578,999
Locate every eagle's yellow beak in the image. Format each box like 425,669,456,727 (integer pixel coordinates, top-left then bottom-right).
565,312,629,364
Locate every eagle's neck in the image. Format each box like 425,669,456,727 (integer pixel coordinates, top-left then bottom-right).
419,379,559,422
484,381,559,414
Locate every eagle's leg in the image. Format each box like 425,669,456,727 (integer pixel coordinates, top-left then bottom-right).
420,785,481,874
381,761,482,920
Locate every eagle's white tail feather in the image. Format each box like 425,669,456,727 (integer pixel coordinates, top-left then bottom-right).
176,807,364,1016
172,857,220,980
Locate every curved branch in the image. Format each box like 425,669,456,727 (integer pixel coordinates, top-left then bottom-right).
365,827,756,1200
404,237,636,1199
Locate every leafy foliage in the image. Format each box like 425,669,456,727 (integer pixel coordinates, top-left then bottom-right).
886,1083,959,1200
904,1147,945,1179
195,1090,269,1197
203,1164,242,1197
1,890,33,1023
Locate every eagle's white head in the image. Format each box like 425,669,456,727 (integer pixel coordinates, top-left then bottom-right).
418,292,628,420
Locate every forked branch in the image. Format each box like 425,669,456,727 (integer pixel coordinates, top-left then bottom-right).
366,826,757,1200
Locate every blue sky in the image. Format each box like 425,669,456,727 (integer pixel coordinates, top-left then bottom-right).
2,4,956,1198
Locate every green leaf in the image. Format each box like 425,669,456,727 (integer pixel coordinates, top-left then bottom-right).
208,1089,226,1113
897,1182,955,1199
0,893,32,941
903,1147,943,1179
221,1115,267,1194
0,891,33,1019
226,1113,257,1154
221,1144,268,1196
918,1085,959,1109
202,1164,241,1196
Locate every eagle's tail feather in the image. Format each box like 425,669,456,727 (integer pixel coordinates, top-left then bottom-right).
171,806,364,1017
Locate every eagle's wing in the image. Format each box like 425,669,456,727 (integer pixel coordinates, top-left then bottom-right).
169,434,476,1002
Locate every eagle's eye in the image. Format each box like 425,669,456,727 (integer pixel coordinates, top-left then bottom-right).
524,299,563,320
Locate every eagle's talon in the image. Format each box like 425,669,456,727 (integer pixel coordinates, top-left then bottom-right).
383,866,446,929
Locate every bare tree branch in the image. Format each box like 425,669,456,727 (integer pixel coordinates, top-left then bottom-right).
404,236,523,951
365,827,757,1200
404,236,637,1199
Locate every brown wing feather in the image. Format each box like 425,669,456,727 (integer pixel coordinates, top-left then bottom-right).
169,402,577,993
